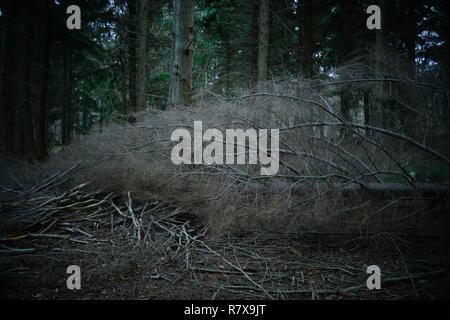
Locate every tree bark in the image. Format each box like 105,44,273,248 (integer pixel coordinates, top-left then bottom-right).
299,0,313,79
35,0,51,160
337,0,357,137
402,1,417,79
128,0,137,111
337,0,357,65
0,0,19,153
373,0,385,130
62,44,73,145
363,90,371,136
169,0,195,106
136,0,148,111
224,35,231,95
249,0,259,84
257,0,270,84
17,3,35,159
374,0,385,76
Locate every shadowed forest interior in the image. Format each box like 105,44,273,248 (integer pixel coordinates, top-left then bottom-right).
0,0,449,300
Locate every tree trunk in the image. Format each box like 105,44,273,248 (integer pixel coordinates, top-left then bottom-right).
136,0,148,111
373,0,385,130
299,0,313,79
337,0,357,64
169,0,195,106
128,0,137,111
281,182,449,194
224,35,231,95
257,0,270,84
374,0,385,76
0,0,18,153
62,45,73,145
337,0,357,137
35,0,51,160
363,90,371,136
402,1,417,79
248,0,259,84
399,1,418,136
340,89,352,137
17,3,35,159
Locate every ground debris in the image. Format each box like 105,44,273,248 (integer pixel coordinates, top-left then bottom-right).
0,174,449,299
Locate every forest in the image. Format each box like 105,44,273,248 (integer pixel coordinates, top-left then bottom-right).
0,0,449,300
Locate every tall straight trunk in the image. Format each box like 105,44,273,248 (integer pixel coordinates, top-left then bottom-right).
82,108,89,133
136,0,148,111
224,35,231,95
399,1,417,136
35,0,51,160
299,0,313,78
338,0,357,64
402,1,416,79
257,0,270,84
18,3,35,159
373,0,385,130
374,0,385,76
446,94,450,134
363,90,371,136
128,0,137,111
0,0,18,153
337,0,357,137
169,0,195,106
249,0,258,84
62,45,73,145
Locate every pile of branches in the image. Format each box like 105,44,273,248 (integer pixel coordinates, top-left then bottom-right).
121,79,450,198
0,166,195,257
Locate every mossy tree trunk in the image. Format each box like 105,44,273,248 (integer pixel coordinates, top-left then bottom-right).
169,0,195,106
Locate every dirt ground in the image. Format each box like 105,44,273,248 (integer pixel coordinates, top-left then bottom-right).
1,181,449,300
2,234,450,300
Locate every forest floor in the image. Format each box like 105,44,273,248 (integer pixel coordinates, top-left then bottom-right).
1,177,449,300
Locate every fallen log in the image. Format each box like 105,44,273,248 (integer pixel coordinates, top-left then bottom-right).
277,182,449,193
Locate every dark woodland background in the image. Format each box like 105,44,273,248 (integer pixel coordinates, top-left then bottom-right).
0,0,449,158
